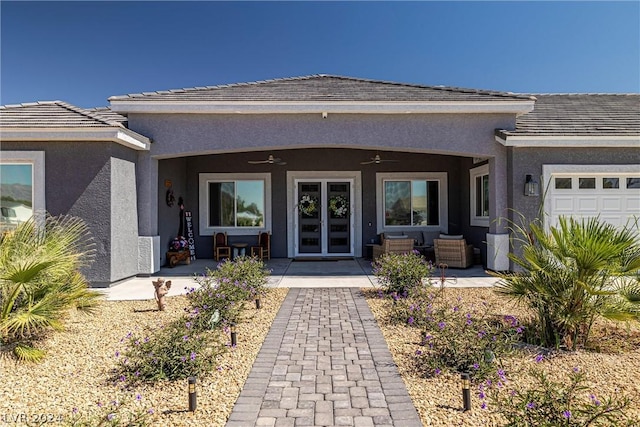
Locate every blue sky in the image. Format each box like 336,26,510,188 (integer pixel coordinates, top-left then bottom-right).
1,1,639,108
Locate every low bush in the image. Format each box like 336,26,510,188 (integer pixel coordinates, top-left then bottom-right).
482,362,635,426
372,251,433,294
387,287,523,381
115,317,223,384
66,390,154,426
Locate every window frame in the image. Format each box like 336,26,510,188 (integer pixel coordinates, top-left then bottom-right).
198,173,271,236
470,164,490,227
376,172,448,234
0,151,45,226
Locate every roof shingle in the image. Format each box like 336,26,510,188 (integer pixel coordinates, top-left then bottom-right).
0,101,126,128
499,94,640,137
108,74,535,103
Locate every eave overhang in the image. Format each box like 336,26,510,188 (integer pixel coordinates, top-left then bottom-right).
495,132,640,148
109,100,536,115
0,127,151,150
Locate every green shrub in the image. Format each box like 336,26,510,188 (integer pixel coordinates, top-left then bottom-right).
188,256,270,329
482,363,635,426
399,288,523,381
372,251,433,295
0,214,102,361
495,216,640,350
114,317,223,384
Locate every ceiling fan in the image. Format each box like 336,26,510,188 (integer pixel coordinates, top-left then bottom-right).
248,154,287,165
360,154,399,165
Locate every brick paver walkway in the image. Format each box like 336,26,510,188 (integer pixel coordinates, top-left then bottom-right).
226,288,422,427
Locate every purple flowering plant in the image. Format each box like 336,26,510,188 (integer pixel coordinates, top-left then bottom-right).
484,366,634,426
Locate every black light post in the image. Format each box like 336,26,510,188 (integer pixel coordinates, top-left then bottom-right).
461,373,471,411
188,376,197,412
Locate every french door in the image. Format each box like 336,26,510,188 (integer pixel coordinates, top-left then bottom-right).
296,180,353,256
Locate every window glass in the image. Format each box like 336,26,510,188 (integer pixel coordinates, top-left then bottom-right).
0,164,33,230
209,180,264,228
627,178,640,189
555,177,572,189
602,178,619,189
474,175,489,217
579,178,596,189
385,180,439,227
384,181,410,225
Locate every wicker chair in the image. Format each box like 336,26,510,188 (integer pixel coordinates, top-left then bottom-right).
433,238,474,268
372,236,414,260
213,232,231,261
251,231,271,260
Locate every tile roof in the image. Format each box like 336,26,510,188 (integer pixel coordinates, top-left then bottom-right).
499,94,640,137
0,101,127,128
108,74,535,103
87,107,128,125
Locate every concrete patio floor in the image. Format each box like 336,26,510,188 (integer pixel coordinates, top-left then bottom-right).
99,258,499,301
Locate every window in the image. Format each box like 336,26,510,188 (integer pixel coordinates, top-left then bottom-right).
199,173,271,235
383,180,438,226
376,172,447,232
579,177,596,189
603,178,619,189
627,178,640,189
470,164,489,227
555,177,572,189
0,152,45,231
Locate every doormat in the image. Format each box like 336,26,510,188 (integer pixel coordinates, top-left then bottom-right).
292,257,354,262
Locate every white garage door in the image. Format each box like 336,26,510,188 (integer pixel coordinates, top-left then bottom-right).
543,166,640,231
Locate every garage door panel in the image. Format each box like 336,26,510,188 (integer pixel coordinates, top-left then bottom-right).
576,197,598,213
601,197,622,211
554,197,574,212
626,196,640,212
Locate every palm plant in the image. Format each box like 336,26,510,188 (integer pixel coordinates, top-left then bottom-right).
0,214,102,361
495,215,640,350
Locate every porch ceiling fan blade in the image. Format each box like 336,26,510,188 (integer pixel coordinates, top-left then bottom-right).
248,154,286,165
360,154,399,165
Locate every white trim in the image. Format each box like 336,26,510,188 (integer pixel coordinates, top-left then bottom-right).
375,172,448,234
470,164,490,227
0,151,45,219
198,172,272,236
495,134,639,147
110,100,535,115
287,171,362,258
0,128,150,150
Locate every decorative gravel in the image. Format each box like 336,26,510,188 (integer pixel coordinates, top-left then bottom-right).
364,287,640,426
0,288,289,426
3,286,638,426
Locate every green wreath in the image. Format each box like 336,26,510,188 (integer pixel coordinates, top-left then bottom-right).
298,194,318,216
329,195,349,218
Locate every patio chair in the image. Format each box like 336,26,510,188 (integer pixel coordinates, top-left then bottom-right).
214,232,231,261
433,238,474,268
372,235,414,260
251,231,271,260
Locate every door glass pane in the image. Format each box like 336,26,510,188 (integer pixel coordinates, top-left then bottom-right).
411,181,427,226
579,178,596,189
236,181,264,227
602,178,619,189
627,178,640,189
385,181,411,226
0,164,33,230
555,177,572,189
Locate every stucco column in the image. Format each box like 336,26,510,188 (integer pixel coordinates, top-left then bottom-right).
487,151,510,271
137,152,160,274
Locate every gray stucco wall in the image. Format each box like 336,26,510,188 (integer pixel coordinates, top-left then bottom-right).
1,142,139,287
128,112,516,158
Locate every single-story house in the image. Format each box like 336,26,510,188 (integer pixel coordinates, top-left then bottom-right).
1,75,638,287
